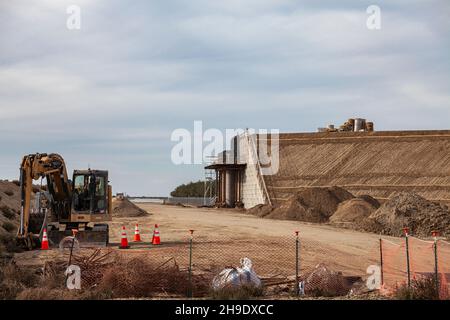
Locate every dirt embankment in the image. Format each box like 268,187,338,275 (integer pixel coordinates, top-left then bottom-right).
112,198,149,217
0,180,22,255
248,187,450,238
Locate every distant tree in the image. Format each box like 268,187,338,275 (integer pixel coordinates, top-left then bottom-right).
170,180,216,197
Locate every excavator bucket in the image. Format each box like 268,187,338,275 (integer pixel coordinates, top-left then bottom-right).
48,224,109,248
16,233,41,251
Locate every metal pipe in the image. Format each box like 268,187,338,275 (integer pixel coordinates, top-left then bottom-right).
433,231,439,298
295,231,300,296
379,238,384,286
404,229,411,289
188,230,194,298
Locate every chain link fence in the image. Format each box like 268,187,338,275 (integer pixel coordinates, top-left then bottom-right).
14,230,449,300
37,232,376,299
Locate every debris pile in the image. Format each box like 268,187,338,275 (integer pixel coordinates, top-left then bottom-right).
367,192,450,237
5,249,210,299
112,198,149,217
302,263,353,297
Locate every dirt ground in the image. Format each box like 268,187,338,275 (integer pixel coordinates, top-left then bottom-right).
106,203,398,276
14,203,398,273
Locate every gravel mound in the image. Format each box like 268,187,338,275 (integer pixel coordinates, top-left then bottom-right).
367,192,450,237
112,198,149,217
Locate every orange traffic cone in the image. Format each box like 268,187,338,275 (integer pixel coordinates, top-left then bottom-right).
152,224,161,245
41,228,49,250
119,226,130,249
133,224,142,242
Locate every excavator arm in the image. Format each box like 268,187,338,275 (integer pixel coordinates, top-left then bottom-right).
18,153,72,249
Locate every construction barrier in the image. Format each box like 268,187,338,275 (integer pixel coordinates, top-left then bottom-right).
34,227,449,299
379,236,450,299
64,232,374,298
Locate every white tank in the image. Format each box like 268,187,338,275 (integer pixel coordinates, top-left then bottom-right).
225,171,235,206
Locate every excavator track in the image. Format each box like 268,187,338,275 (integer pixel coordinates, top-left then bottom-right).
47,224,109,248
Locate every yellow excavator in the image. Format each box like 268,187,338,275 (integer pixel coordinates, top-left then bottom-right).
17,153,112,250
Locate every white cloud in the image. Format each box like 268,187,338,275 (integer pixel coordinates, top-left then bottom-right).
1,0,449,194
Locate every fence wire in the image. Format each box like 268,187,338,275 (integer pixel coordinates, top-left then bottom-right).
379,237,450,299
36,232,450,300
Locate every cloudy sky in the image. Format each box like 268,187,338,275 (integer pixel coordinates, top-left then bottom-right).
1,0,449,196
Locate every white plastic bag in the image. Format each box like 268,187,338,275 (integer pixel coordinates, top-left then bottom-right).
212,257,262,290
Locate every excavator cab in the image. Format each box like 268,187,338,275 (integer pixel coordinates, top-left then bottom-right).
71,170,111,217
47,170,112,247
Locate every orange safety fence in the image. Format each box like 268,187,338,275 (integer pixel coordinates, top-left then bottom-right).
437,240,450,299
380,237,450,299
379,239,406,295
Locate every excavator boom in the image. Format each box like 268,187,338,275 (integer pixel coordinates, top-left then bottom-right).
18,153,72,249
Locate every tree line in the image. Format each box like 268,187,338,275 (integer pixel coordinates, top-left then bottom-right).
170,180,216,197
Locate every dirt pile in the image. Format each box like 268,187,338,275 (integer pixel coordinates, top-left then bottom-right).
329,196,379,228
112,198,149,217
296,187,355,217
367,192,450,237
248,187,450,238
248,187,353,223
267,196,328,223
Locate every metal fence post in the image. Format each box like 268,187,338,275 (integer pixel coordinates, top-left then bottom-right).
379,237,384,286
295,231,299,296
432,231,440,299
403,227,411,289
188,229,194,298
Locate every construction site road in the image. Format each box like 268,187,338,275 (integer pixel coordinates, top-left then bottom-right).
109,203,400,276
13,203,400,280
